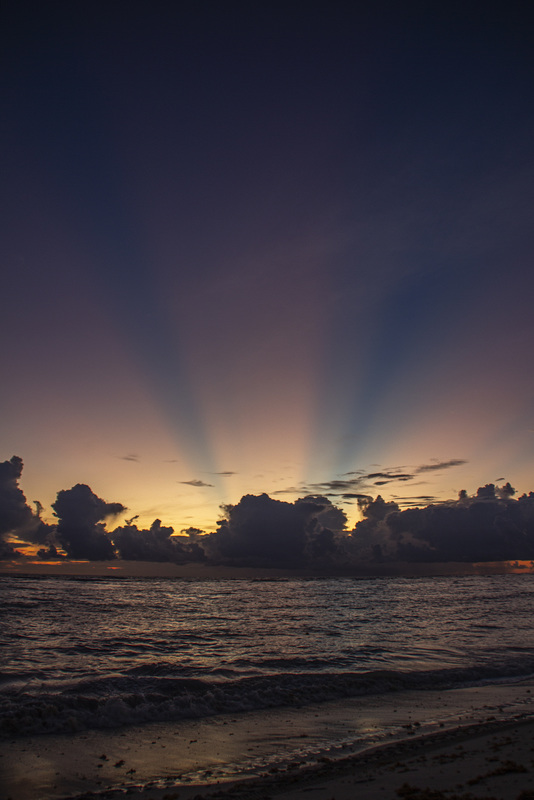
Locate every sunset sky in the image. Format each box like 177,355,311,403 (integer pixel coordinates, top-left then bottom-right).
2,3,533,539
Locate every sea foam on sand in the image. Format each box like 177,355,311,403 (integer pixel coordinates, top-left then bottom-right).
2,680,534,800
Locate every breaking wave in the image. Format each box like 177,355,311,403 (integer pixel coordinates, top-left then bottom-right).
3,658,534,737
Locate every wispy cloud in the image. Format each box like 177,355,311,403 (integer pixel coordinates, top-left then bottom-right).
179,479,214,488
118,454,139,463
415,459,467,473
273,459,468,500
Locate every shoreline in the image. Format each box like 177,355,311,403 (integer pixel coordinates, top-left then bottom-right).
70,715,534,800
2,679,534,800
199,715,534,800
48,714,534,800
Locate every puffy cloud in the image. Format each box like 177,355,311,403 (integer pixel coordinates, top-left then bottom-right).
0,455,51,557
52,484,125,560
476,483,497,500
350,484,534,563
0,456,32,541
3,454,534,568
357,495,400,520
112,519,206,563
496,481,516,499
347,496,402,561
203,493,347,568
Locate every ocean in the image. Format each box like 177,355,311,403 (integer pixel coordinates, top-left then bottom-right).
2,573,534,740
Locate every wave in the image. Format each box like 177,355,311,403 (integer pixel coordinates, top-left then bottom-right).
2,657,534,738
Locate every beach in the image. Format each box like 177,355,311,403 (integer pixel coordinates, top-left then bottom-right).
2,679,534,800
3,575,534,800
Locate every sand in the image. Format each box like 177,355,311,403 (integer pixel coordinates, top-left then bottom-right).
2,681,534,800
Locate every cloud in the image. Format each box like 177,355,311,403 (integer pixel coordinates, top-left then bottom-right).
0,456,51,557
276,459,469,501
180,479,214,488
2,455,532,569
52,484,125,560
0,456,32,543
367,472,413,481
203,494,347,568
389,495,439,507
119,454,140,462
496,482,516,499
415,459,468,473
213,471,237,476
37,544,66,561
350,484,534,563
112,520,205,563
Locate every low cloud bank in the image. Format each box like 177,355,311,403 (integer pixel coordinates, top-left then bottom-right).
1,456,534,568
202,493,347,568
353,483,534,563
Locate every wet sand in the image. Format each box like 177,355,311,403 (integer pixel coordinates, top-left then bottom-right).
2,680,534,800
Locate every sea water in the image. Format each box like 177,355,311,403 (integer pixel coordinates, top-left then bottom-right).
2,573,534,740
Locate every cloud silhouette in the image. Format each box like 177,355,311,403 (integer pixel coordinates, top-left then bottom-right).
281,460,468,500
2,455,533,569
0,456,32,539
367,472,413,481
203,494,347,568
112,519,205,563
37,543,66,561
350,484,534,563
52,484,125,560
415,459,468,473
180,479,214,488
0,456,46,558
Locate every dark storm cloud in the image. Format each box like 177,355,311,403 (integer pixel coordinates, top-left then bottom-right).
180,479,214,488
112,520,205,563
52,484,125,560
350,484,534,563
203,494,347,568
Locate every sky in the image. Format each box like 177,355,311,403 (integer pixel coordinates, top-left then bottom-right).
1,2,534,564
